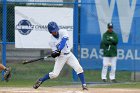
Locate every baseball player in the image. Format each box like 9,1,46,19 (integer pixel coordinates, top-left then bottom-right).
100,23,118,83
33,21,88,90
0,63,11,81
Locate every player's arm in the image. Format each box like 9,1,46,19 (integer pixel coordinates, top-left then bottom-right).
49,41,59,58
107,33,118,45
51,37,68,58
111,34,118,45
100,41,105,49
57,37,68,51
57,30,69,51
102,34,113,45
51,30,69,58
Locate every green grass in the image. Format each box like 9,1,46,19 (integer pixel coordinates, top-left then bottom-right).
0,61,74,87
84,70,131,82
0,80,73,87
0,61,139,88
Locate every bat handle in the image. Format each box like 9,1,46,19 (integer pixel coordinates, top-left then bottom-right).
44,56,48,60
44,55,51,60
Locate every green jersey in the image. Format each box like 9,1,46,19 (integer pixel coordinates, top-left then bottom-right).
100,30,118,57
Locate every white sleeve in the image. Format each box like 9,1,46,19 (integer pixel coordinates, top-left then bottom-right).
61,30,69,39
49,41,57,51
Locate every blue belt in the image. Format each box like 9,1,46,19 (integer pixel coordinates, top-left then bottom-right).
63,52,70,55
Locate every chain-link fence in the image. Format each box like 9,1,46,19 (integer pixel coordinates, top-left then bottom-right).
0,0,78,85
0,0,140,88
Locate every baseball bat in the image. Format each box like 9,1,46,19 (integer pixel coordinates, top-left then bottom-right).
22,55,51,64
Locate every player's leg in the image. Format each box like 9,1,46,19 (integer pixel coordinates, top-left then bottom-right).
109,57,117,82
0,64,11,82
33,56,67,89
66,53,87,90
101,57,110,82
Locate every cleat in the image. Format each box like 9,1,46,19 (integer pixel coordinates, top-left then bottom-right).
33,79,43,89
4,67,11,82
111,79,117,83
82,84,88,90
102,79,107,82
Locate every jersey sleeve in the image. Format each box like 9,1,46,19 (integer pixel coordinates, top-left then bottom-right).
57,37,68,51
102,34,113,45
61,30,69,39
56,30,69,51
112,33,118,45
49,41,57,51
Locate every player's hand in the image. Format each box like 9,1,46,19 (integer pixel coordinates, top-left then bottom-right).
107,36,114,42
109,36,114,40
106,37,110,41
51,50,61,58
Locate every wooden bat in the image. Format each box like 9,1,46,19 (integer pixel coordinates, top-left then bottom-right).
22,55,51,64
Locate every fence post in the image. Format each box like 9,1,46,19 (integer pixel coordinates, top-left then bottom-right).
2,0,7,80
72,0,79,81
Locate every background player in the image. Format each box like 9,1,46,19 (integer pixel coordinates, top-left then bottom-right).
100,23,118,83
0,63,11,81
33,21,88,90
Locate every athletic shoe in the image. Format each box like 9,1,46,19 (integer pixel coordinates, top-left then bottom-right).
102,79,107,82
33,79,43,89
82,84,88,90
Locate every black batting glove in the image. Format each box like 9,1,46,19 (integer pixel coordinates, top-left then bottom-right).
51,50,61,58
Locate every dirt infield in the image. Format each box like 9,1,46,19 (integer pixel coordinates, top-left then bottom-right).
0,87,140,93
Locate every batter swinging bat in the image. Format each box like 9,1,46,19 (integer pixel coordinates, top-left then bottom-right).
22,55,51,64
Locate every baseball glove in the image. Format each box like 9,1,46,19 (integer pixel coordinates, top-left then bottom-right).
4,67,11,82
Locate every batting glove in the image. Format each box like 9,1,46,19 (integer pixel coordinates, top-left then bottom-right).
51,50,61,58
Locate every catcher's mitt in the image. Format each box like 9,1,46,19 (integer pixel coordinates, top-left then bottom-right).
4,67,11,82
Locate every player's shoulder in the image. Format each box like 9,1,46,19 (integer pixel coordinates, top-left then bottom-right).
113,31,117,34
103,31,108,35
112,31,118,35
59,29,68,33
59,29,69,36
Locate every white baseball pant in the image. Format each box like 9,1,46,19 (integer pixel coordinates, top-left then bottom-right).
101,57,117,80
49,52,83,79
